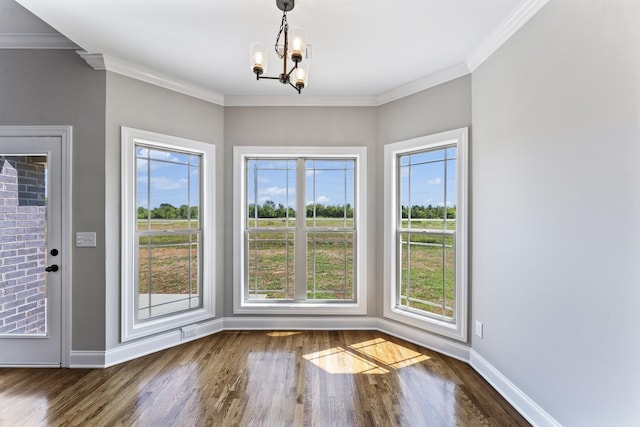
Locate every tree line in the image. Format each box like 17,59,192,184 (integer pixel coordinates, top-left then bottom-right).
402,205,456,219
137,203,198,219
137,201,455,220
248,201,354,219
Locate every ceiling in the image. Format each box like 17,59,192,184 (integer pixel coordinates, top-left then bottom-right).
13,0,545,105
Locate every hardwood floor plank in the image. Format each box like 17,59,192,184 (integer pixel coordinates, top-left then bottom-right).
0,330,530,426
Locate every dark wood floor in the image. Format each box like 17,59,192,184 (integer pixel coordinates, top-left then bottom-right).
0,330,530,426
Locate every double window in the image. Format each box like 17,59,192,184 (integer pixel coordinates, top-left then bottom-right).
384,128,468,341
234,147,367,314
121,128,215,341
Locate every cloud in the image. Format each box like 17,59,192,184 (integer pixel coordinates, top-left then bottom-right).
307,195,330,204
260,186,291,197
149,176,188,190
427,178,442,185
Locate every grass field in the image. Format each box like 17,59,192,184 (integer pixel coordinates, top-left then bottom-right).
137,218,455,319
137,220,199,298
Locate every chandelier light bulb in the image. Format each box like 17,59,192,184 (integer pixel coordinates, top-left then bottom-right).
288,27,307,63
250,42,268,75
293,62,309,89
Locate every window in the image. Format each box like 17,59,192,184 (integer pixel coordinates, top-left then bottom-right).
233,146,367,314
121,127,215,341
383,128,468,341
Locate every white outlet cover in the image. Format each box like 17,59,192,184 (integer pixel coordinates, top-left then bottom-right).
475,321,483,338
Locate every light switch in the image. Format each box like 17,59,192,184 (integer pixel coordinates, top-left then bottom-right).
76,232,96,247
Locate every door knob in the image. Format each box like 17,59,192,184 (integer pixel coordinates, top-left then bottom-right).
45,264,59,272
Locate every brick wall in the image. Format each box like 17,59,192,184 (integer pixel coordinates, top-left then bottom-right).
0,157,47,334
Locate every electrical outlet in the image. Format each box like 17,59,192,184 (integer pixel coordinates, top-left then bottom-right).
76,232,96,247
181,325,198,340
475,320,483,338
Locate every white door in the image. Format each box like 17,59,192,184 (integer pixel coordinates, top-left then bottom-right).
0,136,63,366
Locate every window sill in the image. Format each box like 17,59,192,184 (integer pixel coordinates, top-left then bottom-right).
383,306,467,342
234,301,366,316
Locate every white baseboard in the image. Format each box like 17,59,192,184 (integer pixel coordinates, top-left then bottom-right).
103,318,224,368
376,318,471,362
469,350,561,427
222,315,376,331
69,351,106,368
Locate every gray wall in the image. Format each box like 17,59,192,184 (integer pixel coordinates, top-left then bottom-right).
223,107,378,317
0,49,107,351
104,72,224,349
471,0,640,425
378,76,472,146
0,0,56,33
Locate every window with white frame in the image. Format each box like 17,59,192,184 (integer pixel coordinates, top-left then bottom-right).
383,128,468,341
121,127,215,341
233,146,367,314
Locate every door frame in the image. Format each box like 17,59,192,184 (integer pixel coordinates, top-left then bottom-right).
0,126,72,367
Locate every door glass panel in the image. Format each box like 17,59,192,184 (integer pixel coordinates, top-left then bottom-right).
0,155,48,335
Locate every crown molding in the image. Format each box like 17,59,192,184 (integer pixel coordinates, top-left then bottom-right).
76,51,225,106
224,95,378,107
76,51,106,70
375,63,471,106
466,0,551,71
0,33,79,49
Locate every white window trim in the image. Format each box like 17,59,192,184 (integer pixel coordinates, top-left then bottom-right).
233,146,367,315
121,127,216,342
383,128,468,342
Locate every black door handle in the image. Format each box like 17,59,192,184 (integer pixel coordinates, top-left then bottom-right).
45,264,59,272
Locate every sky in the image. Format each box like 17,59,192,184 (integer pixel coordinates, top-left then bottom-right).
247,159,355,208
136,147,200,210
135,148,458,210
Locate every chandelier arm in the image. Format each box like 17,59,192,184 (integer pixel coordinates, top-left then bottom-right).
285,61,298,78
288,82,302,94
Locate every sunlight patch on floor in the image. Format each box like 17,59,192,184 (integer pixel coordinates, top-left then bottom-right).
303,338,430,375
303,346,389,374
266,331,301,337
348,338,430,369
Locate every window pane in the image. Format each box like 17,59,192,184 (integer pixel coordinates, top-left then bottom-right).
188,163,200,228
445,158,457,229
136,156,150,230
399,148,450,231
136,145,201,228
134,144,203,322
305,159,355,228
247,159,296,228
399,233,454,320
247,231,295,299
306,232,354,300
408,150,444,165
137,232,201,321
148,149,189,165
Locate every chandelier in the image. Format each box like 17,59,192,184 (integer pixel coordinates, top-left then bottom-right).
250,0,308,94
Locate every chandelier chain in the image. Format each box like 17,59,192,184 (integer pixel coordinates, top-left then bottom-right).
275,11,289,59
